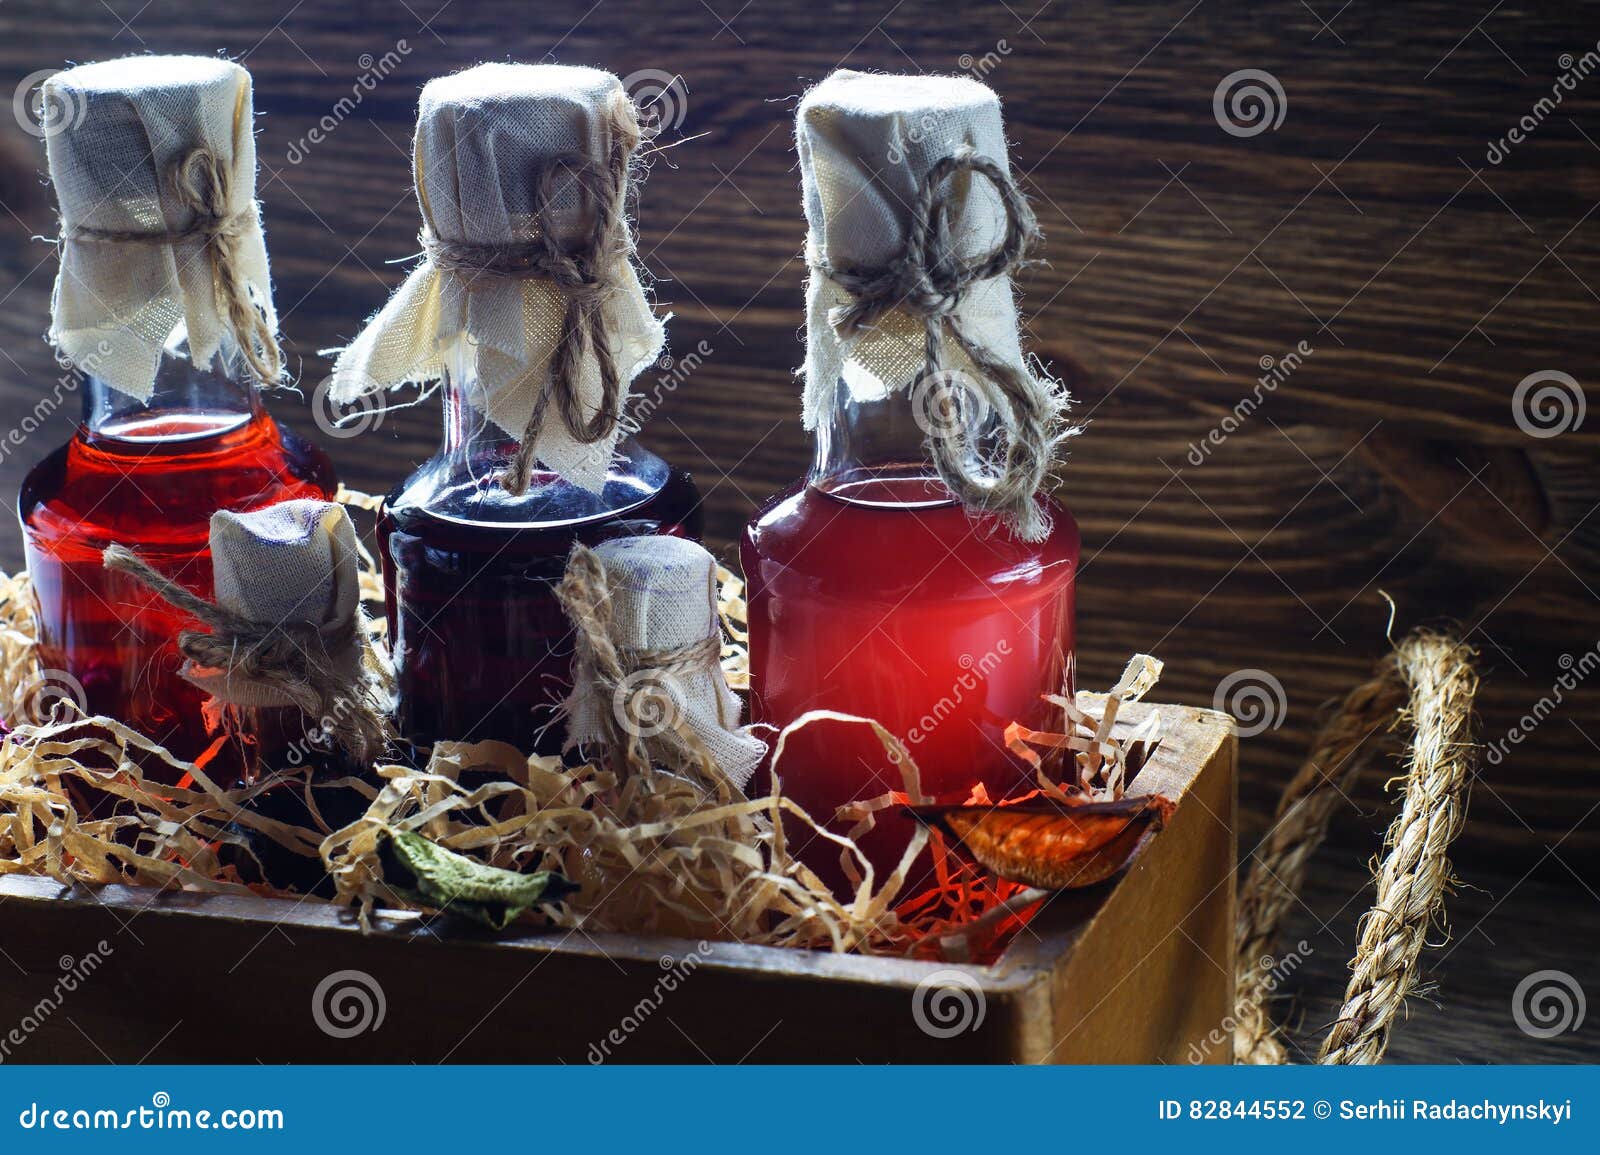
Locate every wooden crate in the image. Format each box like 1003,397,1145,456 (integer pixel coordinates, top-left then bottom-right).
0,700,1235,1064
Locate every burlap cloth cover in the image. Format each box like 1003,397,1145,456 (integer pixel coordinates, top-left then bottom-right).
185,499,365,709
797,70,1068,541
329,63,664,493
44,56,278,397
795,73,1032,422
564,535,766,790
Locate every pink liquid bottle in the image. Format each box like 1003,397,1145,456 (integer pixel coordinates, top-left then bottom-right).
17,57,335,767
741,71,1079,892
330,64,699,754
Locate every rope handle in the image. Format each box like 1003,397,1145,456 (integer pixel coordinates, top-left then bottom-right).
1233,629,1480,1064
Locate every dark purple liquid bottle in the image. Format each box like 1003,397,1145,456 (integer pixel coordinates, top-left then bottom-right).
378,434,701,754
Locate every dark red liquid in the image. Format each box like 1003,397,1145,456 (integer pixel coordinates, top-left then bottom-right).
377,467,702,754
18,412,337,769
224,758,372,897
741,476,1078,893
211,702,374,894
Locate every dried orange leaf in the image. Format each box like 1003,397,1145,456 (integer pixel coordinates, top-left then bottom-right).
904,794,1175,890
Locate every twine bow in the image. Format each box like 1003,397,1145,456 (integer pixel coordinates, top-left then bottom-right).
815,149,1066,542
424,100,640,497
555,543,722,779
101,544,390,763
63,146,283,386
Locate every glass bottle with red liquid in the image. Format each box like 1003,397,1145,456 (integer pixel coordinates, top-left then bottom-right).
741,70,1078,893
333,64,700,755
16,57,335,767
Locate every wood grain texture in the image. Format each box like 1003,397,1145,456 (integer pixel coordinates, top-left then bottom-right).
0,0,1594,1060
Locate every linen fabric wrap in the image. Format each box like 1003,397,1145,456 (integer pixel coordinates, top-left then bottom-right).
43,55,275,400
184,499,365,711
565,535,766,791
330,62,664,493
796,69,1031,426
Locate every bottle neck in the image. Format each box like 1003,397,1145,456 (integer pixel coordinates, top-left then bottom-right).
81,331,260,442
234,703,354,787
440,351,519,464
396,337,668,527
808,376,981,507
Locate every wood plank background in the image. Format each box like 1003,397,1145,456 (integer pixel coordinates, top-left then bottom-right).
0,0,1595,1061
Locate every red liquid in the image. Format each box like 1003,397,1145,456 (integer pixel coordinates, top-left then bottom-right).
17,412,337,769
741,476,1078,892
377,467,702,754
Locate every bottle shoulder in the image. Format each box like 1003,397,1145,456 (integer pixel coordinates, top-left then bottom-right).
19,413,337,555
742,482,1078,599
385,438,690,532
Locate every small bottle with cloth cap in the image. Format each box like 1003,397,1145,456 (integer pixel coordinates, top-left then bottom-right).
741,70,1081,892
104,498,390,893
558,534,765,794
19,56,337,769
329,63,700,755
